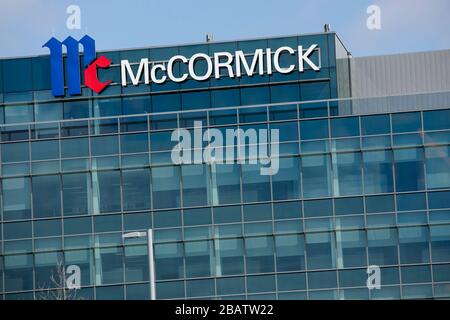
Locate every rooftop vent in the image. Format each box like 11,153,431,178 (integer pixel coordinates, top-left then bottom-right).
324,24,331,32
206,34,213,43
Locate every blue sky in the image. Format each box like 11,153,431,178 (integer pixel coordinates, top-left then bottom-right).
1,0,449,58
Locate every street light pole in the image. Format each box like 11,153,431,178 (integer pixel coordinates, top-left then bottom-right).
123,229,156,300
147,229,156,300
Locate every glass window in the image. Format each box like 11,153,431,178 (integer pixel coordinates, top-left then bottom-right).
4,105,33,124
153,210,181,228
122,169,151,211
300,119,328,140
305,232,336,269
3,58,32,92
394,148,425,192
216,276,245,296
155,243,184,280
34,252,63,289
242,163,271,202
270,83,300,103
152,166,181,209
64,100,90,119
365,194,395,213
2,177,31,220
277,272,306,292
120,133,149,154
368,228,398,266
186,279,215,298
151,93,181,113
4,221,32,239
126,283,149,300
392,112,421,133
245,236,275,273
94,170,121,213
97,247,124,285
125,245,149,282
425,146,450,189
334,152,362,196
363,150,394,194
62,173,90,216
246,274,276,294
361,114,390,135
423,109,450,131
302,154,332,198
334,197,364,216
337,230,367,267
308,270,337,290
94,214,121,233
399,226,429,264
61,138,89,158
123,212,151,231
63,216,92,235
396,193,426,211
331,117,359,138
243,203,272,222
185,241,213,278
4,254,33,292
215,238,245,276
31,140,59,160
273,201,302,220
32,175,61,218
275,234,305,272
34,219,61,238
122,96,151,115
213,206,242,224
211,88,240,108
182,164,211,207
241,86,270,105
150,131,175,151
2,142,29,163
211,163,241,205
183,208,211,226
304,199,332,218
63,249,94,291
431,225,450,262
272,157,301,200
91,135,119,156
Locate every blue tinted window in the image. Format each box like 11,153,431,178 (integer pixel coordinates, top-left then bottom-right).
392,112,421,133
306,232,336,269
302,154,332,198
2,177,31,220
122,96,151,115
335,152,362,196
272,157,301,200
2,142,29,162
120,133,148,154
62,173,90,215
241,86,270,105
211,88,240,108
331,117,359,138
182,164,211,207
32,175,61,218
300,119,328,140
91,135,119,156
394,148,425,192
245,236,274,273
122,169,151,211
270,84,300,103
152,166,181,209
96,170,121,213
3,59,32,92
275,234,305,271
242,163,271,202
64,100,90,119
213,164,241,205
361,114,390,135
152,93,180,113
424,109,450,131
363,150,394,194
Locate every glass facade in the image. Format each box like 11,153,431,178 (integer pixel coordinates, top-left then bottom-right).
0,32,449,300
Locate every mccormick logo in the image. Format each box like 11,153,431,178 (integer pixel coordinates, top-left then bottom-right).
43,35,111,96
